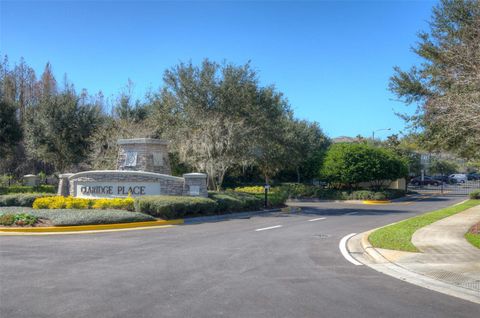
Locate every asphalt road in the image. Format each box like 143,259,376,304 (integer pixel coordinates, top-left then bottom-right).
1,194,479,318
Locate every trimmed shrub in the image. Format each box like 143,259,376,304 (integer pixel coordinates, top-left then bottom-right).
470,190,480,200
0,194,49,207
0,208,155,226
0,185,56,195
208,192,244,212
234,186,287,207
209,191,263,211
32,196,134,211
0,213,15,225
135,196,218,219
91,198,134,211
234,186,271,194
281,184,405,200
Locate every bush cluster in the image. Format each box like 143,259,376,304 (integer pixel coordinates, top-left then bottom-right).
280,183,405,200
470,190,480,200
234,186,276,194
135,192,269,219
0,194,48,207
0,208,154,226
32,196,135,211
321,143,408,189
0,213,38,226
233,186,288,208
135,196,218,219
209,191,263,211
0,185,56,195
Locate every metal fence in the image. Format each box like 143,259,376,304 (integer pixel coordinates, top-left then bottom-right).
408,180,480,196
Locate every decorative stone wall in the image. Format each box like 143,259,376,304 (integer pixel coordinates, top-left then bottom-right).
117,138,171,175
69,171,185,198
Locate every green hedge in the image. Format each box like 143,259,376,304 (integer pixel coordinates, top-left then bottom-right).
0,185,56,194
135,192,267,219
210,191,263,211
0,194,49,207
135,196,218,219
470,190,480,199
280,184,405,200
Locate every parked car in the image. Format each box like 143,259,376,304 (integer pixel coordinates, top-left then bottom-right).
409,176,441,186
467,173,480,181
449,174,468,183
432,175,457,184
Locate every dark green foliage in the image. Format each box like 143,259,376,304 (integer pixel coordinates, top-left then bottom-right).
470,190,480,200
321,143,408,189
0,185,56,194
135,192,267,219
24,92,102,172
389,0,480,158
281,183,405,200
209,191,263,211
429,159,458,176
13,213,38,226
0,101,22,158
0,213,15,225
135,196,218,219
0,193,48,207
208,192,244,212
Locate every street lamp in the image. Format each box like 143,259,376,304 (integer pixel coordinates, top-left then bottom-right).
372,128,391,141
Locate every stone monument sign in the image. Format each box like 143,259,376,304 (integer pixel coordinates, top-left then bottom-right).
58,138,207,198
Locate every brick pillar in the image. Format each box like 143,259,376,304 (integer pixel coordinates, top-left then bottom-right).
183,173,208,197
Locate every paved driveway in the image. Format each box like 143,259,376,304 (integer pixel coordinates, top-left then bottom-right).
1,194,478,317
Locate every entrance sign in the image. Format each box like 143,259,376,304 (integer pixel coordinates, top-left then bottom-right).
76,182,161,198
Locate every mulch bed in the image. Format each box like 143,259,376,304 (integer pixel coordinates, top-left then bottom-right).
469,222,480,235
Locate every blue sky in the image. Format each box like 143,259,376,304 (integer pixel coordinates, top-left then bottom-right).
0,0,434,139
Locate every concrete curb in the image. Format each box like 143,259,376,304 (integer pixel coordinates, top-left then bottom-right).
362,200,392,205
0,219,184,234
357,230,480,304
288,198,392,204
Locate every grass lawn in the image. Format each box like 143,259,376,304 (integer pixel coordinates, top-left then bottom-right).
0,207,155,226
369,199,480,252
465,222,480,249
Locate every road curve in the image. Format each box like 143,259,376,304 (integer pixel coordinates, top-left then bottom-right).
1,195,478,318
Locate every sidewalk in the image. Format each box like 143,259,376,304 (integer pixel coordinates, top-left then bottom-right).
349,205,480,304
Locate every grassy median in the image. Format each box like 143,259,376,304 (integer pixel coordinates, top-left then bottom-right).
369,200,480,252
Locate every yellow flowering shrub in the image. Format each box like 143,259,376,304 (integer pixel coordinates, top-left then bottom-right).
234,186,277,194
32,196,134,211
92,198,134,211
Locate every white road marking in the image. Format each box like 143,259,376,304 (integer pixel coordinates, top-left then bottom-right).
345,211,358,215
255,225,283,232
308,217,326,222
339,233,363,266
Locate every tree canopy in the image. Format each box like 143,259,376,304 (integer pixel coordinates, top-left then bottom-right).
389,0,480,158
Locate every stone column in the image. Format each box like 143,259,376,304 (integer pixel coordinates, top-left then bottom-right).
183,173,208,197
57,173,74,196
23,174,39,187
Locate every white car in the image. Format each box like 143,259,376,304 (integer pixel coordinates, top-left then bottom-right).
449,174,468,183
